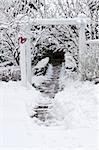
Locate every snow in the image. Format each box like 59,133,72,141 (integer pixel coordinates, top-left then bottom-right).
65,52,76,69
86,39,99,44
53,80,98,129
32,63,53,86
33,57,49,69
0,11,8,25
78,13,87,19
15,14,30,24
15,16,90,26
35,18,79,25
0,25,8,30
0,81,98,149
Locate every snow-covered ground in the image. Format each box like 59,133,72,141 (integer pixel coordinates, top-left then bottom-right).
0,81,98,150
53,80,98,128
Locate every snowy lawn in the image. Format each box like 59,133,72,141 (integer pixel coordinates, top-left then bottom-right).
0,81,98,149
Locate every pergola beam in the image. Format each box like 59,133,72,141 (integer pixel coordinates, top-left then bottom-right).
34,18,79,25
19,16,90,26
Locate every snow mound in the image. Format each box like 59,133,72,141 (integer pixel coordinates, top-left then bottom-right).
32,63,53,87
52,80,98,129
65,52,76,69
34,57,49,69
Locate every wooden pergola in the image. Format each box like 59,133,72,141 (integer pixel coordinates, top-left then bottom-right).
19,14,90,86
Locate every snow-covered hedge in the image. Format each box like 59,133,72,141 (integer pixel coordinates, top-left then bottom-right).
0,67,21,82
81,43,99,80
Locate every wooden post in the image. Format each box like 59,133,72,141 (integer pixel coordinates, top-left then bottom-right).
78,14,87,79
19,37,27,86
25,23,31,84
19,20,31,86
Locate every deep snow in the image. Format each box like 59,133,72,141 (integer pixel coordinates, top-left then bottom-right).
0,81,98,149
53,80,98,129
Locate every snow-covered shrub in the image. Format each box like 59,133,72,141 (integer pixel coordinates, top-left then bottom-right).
0,67,21,82
32,57,49,76
59,52,77,87
65,52,77,71
32,62,53,89
59,62,66,91
82,42,99,80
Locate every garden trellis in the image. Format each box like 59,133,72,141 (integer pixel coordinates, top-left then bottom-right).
18,14,99,86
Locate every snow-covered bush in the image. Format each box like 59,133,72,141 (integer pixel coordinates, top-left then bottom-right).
0,67,21,82
32,57,49,76
83,43,99,80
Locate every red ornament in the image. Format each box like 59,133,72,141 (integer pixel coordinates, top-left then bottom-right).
18,37,27,44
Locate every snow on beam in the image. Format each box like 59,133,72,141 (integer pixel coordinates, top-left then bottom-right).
29,18,82,25
0,24,8,29
86,39,99,44
18,15,90,26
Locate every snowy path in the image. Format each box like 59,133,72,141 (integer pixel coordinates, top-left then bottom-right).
32,63,62,98
0,82,98,149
